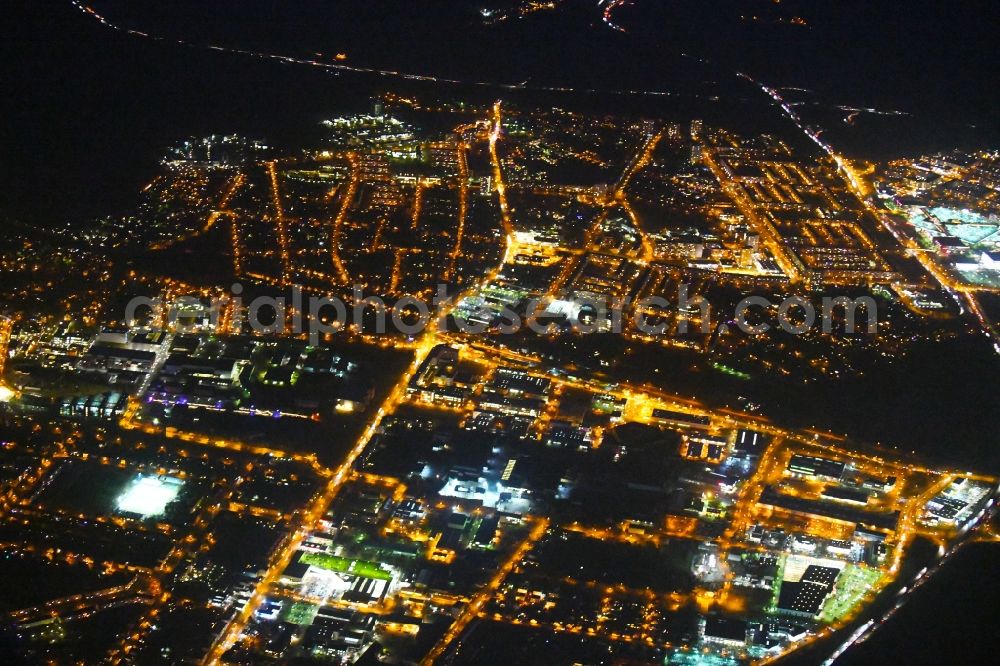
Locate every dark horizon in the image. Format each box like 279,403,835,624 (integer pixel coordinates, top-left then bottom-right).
3,1,997,226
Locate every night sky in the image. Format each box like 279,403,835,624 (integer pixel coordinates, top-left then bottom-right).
3,1,997,225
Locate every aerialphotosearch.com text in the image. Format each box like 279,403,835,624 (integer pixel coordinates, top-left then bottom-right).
125,283,878,344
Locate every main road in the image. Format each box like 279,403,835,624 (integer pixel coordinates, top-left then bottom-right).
202,105,517,664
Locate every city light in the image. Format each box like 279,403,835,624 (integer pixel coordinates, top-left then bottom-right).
3,4,997,664
115,474,184,519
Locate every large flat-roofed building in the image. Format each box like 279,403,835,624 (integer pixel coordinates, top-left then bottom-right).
160,355,240,382
787,454,845,480
758,486,899,531
652,408,712,428
416,385,466,407
94,326,131,346
702,616,748,648
777,565,840,618
488,367,551,398
77,345,156,374
477,391,545,418
821,485,870,505
735,429,766,455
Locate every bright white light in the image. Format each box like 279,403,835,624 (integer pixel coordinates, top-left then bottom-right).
116,474,183,518
0,385,15,403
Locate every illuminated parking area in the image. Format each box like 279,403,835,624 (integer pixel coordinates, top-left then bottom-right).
116,474,184,518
